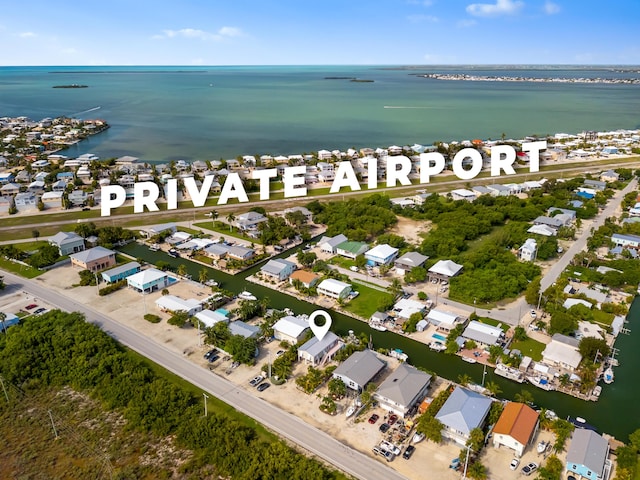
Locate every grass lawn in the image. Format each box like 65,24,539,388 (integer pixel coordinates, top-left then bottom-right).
15,240,49,252
510,337,546,361
178,226,209,236
327,255,357,269
193,221,262,244
477,316,510,331
592,310,615,327
345,284,393,319
0,256,44,278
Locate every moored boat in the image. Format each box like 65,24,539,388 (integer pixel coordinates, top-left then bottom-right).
429,341,446,352
526,375,555,391
412,432,425,444
149,243,160,251
345,405,356,418
462,356,477,364
603,367,614,384
369,321,387,332
494,363,525,383
238,291,257,301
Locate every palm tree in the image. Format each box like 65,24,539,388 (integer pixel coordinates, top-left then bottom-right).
226,213,236,231
514,389,534,405
389,278,403,298
198,268,208,284
458,373,472,387
484,381,502,397
177,264,187,277
0,312,6,334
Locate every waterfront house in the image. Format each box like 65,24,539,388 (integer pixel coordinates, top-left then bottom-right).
542,334,582,371
260,259,296,281
272,315,309,345
518,238,538,262
364,244,399,266
566,429,611,480
392,298,426,321
101,261,141,283
427,309,464,333
194,309,229,329
462,321,504,348
204,243,230,260
428,259,463,281
228,320,260,339
317,234,348,254
373,363,431,418
577,287,609,307
435,387,492,446
49,231,85,256
394,251,428,275
317,279,352,300
227,245,255,261
156,295,202,316
126,268,173,293
70,246,116,272
289,270,320,289
298,331,343,366
332,349,385,392
335,240,369,259
234,211,267,231
492,402,539,457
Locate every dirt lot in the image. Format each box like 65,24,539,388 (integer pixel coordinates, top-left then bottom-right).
16,264,564,479
388,216,432,247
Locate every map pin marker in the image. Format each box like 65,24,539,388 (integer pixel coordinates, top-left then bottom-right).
309,310,332,341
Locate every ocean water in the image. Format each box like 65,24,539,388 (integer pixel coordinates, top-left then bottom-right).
1,65,639,162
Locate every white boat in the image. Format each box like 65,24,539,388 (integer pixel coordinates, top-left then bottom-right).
167,248,179,258
462,356,477,364
369,321,387,332
537,441,547,454
494,363,525,383
204,279,219,287
345,405,356,418
429,341,446,352
592,386,602,397
603,367,614,384
545,410,558,421
238,291,257,301
149,243,160,251
412,432,425,444
526,376,555,391
389,349,409,362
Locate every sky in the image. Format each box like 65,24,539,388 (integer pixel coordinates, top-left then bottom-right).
2,0,639,65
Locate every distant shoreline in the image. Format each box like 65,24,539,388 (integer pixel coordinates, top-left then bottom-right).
52,84,88,88
421,73,640,85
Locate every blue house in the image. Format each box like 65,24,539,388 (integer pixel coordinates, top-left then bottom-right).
566,429,611,480
435,387,493,446
101,261,141,283
126,268,175,293
0,312,20,330
0,172,15,184
364,244,399,266
260,259,297,281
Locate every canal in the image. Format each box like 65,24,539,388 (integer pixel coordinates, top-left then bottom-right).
121,242,640,441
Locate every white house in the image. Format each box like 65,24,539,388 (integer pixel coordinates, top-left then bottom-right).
364,244,399,266
317,234,348,254
332,349,385,392
428,259,463,281
462,321,504,348
374,363,432,417
297,331,343,366
542,334,582,371
492,402,539,457
518,238,538,262
195,309,230,329
272,315,309,344
427,309,464,333
317,279,352,300
451,189,477,201
155,295,202,316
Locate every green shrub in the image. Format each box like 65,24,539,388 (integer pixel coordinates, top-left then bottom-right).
144,314,162,324
98,279,127,296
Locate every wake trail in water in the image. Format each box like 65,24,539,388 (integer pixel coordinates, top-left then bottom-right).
71,106,101,116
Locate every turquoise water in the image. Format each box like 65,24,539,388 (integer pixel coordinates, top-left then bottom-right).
1,65,639,162
432,333,447,341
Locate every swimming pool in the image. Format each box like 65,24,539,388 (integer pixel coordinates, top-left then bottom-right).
432,333,446,341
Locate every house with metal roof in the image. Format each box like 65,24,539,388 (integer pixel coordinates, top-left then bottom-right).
317,279,352,300
394,251,429,275
297,331,343,366
194,309,229,329
101,261,141,283
533,215,564,230
527,224,557,237
127,268,174,293
332,349,386,392
584,179,607,191
155,295,202,316
234,211,267,231
69,246,116,272
451,188,477,201
273,315,309,344
577,287,609,307
542,334,582,371
427,309,465,333
204,243,231,259
518,238,538,262
462,321,504,348
373,363,432,417
260,259,296,281
365,244,399,266
229,320,260,339
566,429,611,480
428,259,463,280
227,245,255,261
435,387,493,445
141,222,177,238
336,240,369,259
611,233,640,249
49,231,85,256
472,185,492,196
317,234,348,254
492,402,540,457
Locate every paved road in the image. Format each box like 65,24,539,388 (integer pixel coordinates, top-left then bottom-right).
539,177,638,292
1,271,409,480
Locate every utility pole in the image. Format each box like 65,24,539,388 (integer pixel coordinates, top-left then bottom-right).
537,291,543,310
268,352,272,379
462,445,472,479
48,410,59,439
203,393,209,417
0,376,9,403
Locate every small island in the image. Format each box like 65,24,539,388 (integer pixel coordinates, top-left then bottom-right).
53,84,89,89
350,79,374,83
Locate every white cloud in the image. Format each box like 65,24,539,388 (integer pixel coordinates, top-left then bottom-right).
457,19,478,27
19,31,36,38
543,1,560,14
407,14,439,23
154,26,243,41
466,0,524,17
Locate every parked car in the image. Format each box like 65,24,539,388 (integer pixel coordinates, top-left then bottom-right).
368,414,379,424
522,462,538,476
249,375,264,386
25,304,38,310
380,441,401,456
509,458,520,470
402,445,415,460
256,382,270,392
276,350,285,357
382,450,394,462
349,266,359,272
207,355,220,363
33,308,47,315
372,446,383,456
388,414,398,425
530,309,537,318
204,348,218,359
379,423,390,433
